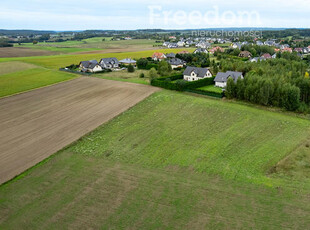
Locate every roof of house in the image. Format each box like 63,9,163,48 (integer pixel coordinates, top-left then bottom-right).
80,60,99,69
167,58,185,66
152,52,166,58
119,58,136,64
261,53,272,59
195,48,208,53
233,42,242,49
210,46,224,52
183,66,211,78
239,51,252,57
99,58,119,65
166,53,176,58
214,71,243,83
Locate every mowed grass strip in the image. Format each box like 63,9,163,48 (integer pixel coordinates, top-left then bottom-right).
97,69,150,85
197,85,224,93
0,67,76,97
70,90,310,185
0,61,37,75
0,152,309,229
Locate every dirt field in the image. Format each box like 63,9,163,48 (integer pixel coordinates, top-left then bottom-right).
0,47,57,57
0,77,158,184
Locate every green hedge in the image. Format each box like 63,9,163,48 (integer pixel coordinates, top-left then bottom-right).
186,77,215,89
185,89,224,98
59,68,112,75
151,74,217,95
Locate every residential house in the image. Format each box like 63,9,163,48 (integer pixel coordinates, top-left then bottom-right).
281,47,293,53
261,53,272,59
79,60,102,73
214,71,244,88
194,48,208,54
183,66,212,81
167,58,186,69
168,43,178,48
119,58,137,66
302,47,309,54
163,41,170,47
280,44,290,50
256,41,264,46
166,53,176,58
232,42,242,49
209,46,224,54
239,51,252,58
272,53,277,59
294,48,303,53
264,40,276,46
152,52,166,61
177,41,185,47
196,41,211,49
250,57,266,62
99,58,119,69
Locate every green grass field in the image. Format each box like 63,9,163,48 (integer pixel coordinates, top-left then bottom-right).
0,67,76,97
0,48,195,70
198,85,223,93
16,37,159,53
69,90,310,185
1,90,309,229
0,61,37,75
0,48,194,97
97,69,150,85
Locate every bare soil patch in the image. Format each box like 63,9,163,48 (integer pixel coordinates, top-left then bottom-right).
0,77,158,184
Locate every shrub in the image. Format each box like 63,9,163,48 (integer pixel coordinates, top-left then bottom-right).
175,79,187,91
157,61,172,76
149,68,158,80
127,64,135,73
225,78,237,99
139,73,145,78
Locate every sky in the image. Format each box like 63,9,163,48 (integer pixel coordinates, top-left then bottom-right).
0,0,309,30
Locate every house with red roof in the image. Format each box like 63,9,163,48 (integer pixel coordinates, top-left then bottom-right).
152,52,166,61
261,53,272,59
209,46,224,54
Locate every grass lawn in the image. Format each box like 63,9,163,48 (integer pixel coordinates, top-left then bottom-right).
1,90,310,229
0,67,76,97
198,85,223,93
1,151,309,229
0,61,37,75
96,69,150,85
70,90,310,185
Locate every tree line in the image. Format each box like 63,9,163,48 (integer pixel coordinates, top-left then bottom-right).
222,58,310,112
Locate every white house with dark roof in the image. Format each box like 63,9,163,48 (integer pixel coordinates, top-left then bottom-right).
183,66,212,81
167,58,186,69
99,58,119,69
194,48,208,54
214,71,244,88
79,60,102,73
